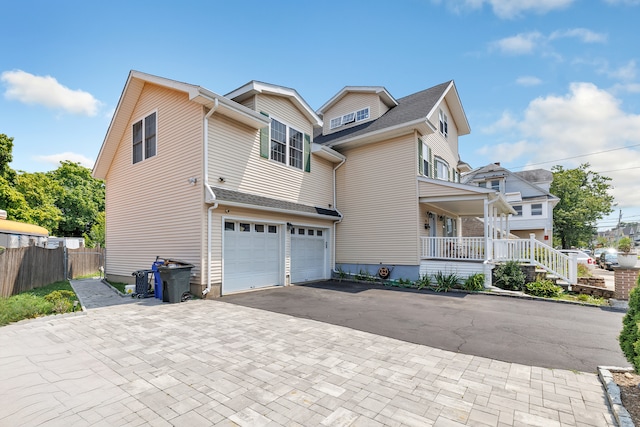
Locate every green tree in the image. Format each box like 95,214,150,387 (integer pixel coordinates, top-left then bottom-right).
14,172,63,232
0,133,17,183
48,161,105,237
551,163,614,249
85,211,105,248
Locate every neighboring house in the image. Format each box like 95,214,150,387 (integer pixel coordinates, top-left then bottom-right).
94,71,575,297
462,164,560,242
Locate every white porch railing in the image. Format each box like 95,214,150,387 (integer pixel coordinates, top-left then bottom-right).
421,237,485,261
420,235,577,284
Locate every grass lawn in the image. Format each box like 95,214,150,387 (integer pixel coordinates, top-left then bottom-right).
0,281,80,326
106,280,127,294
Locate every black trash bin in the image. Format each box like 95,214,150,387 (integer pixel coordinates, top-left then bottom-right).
158,262,194,303
131,269,154,298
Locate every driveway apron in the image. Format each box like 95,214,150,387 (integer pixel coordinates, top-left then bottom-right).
0,279,617,426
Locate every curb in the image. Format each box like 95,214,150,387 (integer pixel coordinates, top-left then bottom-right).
598,366,635,427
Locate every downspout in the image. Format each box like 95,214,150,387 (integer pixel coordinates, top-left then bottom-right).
203,99,219,297
332,157,346,273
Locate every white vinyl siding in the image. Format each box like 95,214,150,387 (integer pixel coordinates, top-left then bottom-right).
336,135,419,265
105,84,203,284
208,114,333,208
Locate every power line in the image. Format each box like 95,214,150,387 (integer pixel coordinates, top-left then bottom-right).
509,143,640,170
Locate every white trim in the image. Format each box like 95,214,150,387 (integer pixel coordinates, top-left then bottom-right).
326,118,434,149
218,200,341,221
268,115,305,171
131,109,158,165
317,86,397,115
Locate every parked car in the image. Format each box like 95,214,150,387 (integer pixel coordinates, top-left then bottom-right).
560,250,596,270
599,252,619,271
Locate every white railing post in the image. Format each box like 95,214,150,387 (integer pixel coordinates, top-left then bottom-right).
529,233,536,265
568,252,577,285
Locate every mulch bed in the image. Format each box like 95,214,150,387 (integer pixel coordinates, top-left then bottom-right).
613,371,640,424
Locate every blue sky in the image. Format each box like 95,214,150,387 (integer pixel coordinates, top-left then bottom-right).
1,0,639,231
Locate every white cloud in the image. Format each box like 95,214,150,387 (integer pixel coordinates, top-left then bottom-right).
608,60,637,81
516,76,543,86
1,70,100,116
477,140,530,162
434,0,575,19
34,152,95,169
483,83,640,209
481,111,519,134
491,32,543,55
549,28,608,43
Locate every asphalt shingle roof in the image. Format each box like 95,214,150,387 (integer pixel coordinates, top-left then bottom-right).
314,81,452,146
211,187,341,218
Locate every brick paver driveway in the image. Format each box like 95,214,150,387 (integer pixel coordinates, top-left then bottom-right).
0,279,618,426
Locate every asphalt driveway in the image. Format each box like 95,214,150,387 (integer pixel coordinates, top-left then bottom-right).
220,281,628,373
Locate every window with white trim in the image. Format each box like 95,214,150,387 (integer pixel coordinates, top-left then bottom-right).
531,203,543,216
435,158,449,181
270,118,303,170
439,109,448,138
513,205,522,216
422,141,431,178
330,117,342,129
342,112,355,124
490,180,500,191
133,112,156,164
329,107,371,130
356,108,369,121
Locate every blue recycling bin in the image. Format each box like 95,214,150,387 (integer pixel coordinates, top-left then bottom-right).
152,260,164,300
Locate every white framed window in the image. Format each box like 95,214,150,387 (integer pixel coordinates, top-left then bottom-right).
133,111,156,164
439,109,448,138
490,180,500,191
513,205,522,216
356,108,369,121
270,118,304,170
330,117,342,129
342,112,355,124
435,158,449,181
531,204,543,216
422,141,431,178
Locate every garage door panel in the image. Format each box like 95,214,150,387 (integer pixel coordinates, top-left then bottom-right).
224,221,281,294
291,227,327,283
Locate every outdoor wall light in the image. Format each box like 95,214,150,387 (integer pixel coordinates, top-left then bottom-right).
188,177,198,185
218,177,225,182
424,223,430,230
286,222,293,231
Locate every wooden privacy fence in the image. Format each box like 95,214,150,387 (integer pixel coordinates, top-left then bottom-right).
0,246,105,297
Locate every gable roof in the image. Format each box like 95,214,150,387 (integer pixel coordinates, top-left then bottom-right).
93,70,269,180
462,163,559,202
314,81,470,149
225,81,322,128
316,86,398,116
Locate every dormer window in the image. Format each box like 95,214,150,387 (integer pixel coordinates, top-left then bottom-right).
342,112,355,124
329,107,371,130
356,108,369,121
439,109,448,138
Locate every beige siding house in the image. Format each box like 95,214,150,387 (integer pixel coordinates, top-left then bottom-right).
94,71,577,296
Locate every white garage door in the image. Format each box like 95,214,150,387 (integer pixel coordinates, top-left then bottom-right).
291,227,328,283
223,221,282,294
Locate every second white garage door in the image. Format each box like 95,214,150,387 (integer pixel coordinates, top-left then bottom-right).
291,227,328,283
223,221,282,294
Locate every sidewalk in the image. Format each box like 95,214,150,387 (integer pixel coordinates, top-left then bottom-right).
0,279,617,426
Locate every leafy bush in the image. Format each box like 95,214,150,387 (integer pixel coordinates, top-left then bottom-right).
434,271,460,292
493,261,526,291
620,277,640,372
397,278,414,287
0,281,79,326
525,279,563,298
463,273,485,291
618,237,633,253
416,275,432,290
44,290,76,313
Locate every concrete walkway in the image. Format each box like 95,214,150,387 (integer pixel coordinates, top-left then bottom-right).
0,279,617,426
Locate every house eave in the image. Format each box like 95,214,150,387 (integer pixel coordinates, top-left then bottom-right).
317,86,398,115
327,119,433,150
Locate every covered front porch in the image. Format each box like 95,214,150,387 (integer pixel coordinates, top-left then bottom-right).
417,178,576,286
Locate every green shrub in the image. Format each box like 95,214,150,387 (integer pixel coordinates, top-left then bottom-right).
493,261,526,291
463,273,485,291
416,274,432,290
525,279,563,298
619,277,640,372
434,271,460,292
397,278,414,287
44,290,76,313
0,294,53,326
